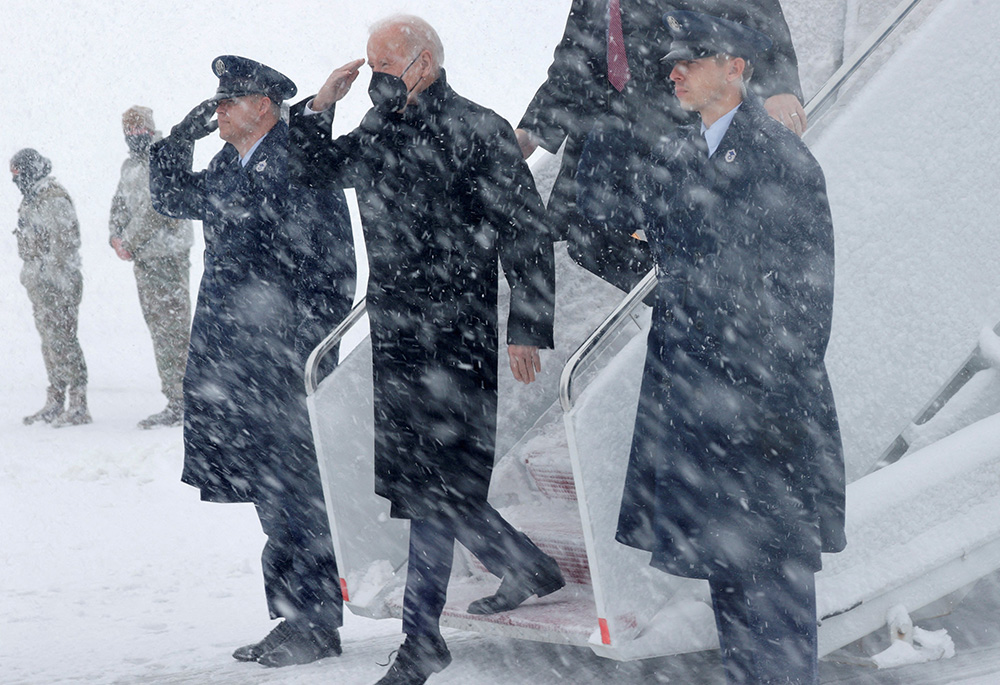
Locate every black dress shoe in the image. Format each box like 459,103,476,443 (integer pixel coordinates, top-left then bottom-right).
467,554,565,615
232,620,297,662
375,634,452,685
258,625,342,668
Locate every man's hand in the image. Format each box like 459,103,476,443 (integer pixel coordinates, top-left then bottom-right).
764,93,807,137
514,128,539,160
111,236,133,261
311,58,366,112
170,99,219,141
508,345,541,384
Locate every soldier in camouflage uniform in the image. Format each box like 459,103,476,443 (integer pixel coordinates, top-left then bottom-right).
11,148,91,427
109,106,194,429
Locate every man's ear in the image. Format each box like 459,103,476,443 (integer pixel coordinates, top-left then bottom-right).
418,49,434,75
727,57,746,83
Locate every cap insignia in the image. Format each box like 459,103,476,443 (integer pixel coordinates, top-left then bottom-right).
214,59,227,76
667,16,682,31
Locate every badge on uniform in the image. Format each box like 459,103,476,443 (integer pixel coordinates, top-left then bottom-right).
255,160,268,173
725,149,737,163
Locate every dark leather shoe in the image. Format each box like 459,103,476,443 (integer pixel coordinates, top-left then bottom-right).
232,620,297,662
375,634,452,685
258,625,342,668
466,554,565,615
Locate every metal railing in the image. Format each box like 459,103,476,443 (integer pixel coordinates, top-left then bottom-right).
558,0,931,413
304,297,368,395
803,0,927,131
559,270,656,412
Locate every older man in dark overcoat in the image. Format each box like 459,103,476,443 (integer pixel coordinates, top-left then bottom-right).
587,12,845,685
517,0,805,292
289,14,563,685
149,56,355,668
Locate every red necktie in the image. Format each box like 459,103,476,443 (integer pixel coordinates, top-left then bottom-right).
607,0,632,92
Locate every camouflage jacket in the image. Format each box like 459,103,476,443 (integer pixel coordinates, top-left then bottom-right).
15,176,82,291
109,150,193,260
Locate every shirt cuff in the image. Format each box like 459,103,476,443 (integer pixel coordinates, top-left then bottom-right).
304,99,325,116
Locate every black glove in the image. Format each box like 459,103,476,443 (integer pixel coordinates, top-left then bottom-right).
170,99,219,141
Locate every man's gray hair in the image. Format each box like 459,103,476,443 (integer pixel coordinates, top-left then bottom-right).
369,14,445,68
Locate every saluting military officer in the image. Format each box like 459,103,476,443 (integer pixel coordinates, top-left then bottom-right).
11,148,91,427
149,56,356,668
109,105,194,429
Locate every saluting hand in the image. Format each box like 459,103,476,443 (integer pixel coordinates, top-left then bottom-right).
764,93,807,137
311,58,366,112
509,345,542,384
171,99,219,141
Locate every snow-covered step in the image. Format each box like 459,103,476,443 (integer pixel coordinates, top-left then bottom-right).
347,564,602,648
462,503,593,587
526,528,592,587
440,580,598,647
523,445,577,501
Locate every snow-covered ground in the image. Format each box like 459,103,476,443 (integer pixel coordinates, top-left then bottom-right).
5,0,1000,683
6,396,1000,685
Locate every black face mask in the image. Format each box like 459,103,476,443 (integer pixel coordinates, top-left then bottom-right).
368,55,420,114
11,170,36,195
12,172,27,194
126,133,153,156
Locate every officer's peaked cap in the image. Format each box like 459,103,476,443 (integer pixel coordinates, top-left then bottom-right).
661,11,771,63
211,55,297,103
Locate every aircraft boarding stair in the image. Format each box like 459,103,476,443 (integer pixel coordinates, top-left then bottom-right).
305,0,1000,663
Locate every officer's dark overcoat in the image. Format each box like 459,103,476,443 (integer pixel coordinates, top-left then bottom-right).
150,122,355,504
610,97,846,578
289,73,555,520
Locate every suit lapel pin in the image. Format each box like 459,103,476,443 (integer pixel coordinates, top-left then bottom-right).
725,149,737,163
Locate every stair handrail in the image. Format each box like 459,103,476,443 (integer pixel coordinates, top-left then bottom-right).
558,0,931,413
803,0,927,132
305,297,368,395
559,270,657,412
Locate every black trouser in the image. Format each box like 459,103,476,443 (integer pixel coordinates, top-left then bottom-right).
708,561,819,685
254,486,343,630
401,503,547,638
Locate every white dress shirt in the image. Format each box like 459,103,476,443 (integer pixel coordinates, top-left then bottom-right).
701,103,741,157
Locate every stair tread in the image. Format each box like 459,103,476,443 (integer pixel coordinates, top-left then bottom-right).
462,502,593,586
382,576,600,645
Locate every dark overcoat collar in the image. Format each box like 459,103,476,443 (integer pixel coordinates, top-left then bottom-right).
707,95,770,167
239,120,288,176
